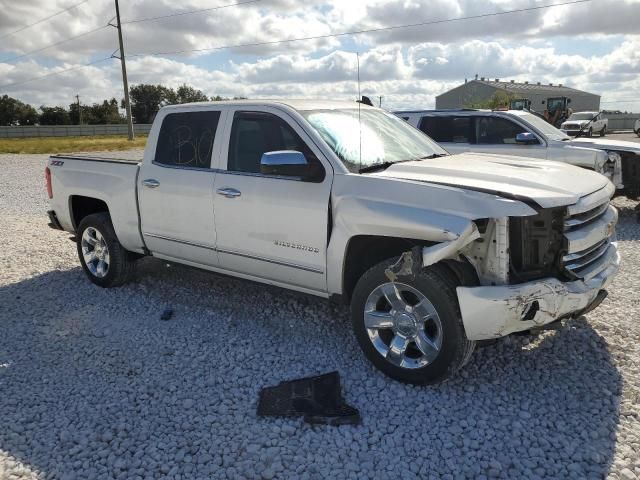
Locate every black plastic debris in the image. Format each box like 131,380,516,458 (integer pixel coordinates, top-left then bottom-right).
257,371,360,426
160,307,173,321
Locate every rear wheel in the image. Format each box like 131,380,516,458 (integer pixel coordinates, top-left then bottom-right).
350,260,475,385
76,213,135,287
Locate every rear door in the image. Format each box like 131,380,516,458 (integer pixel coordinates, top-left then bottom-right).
212,107,333,293
472,115,547,158
138,108,226,266
417,115,472,154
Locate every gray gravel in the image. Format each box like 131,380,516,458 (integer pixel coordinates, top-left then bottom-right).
1,153,639,480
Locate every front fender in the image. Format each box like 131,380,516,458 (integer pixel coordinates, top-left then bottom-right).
326,174,536,295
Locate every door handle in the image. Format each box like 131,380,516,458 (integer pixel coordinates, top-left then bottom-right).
216,187,241,198
143,179,160,188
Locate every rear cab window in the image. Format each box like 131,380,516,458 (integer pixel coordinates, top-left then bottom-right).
155,111,221,168
418,116,472,144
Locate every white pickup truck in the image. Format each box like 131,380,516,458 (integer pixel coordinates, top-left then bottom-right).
397,109,640,198
561,111,608,137
46,100,620,385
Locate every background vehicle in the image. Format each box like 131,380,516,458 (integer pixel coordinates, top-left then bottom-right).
635,119,640,138
396,109,622,190
561,111,608,137
47,100,619,385
543,96,572,127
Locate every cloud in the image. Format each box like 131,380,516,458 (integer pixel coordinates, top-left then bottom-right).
0,0,638,112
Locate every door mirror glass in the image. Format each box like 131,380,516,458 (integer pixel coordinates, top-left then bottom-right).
515,132,539,145
260,150,313,179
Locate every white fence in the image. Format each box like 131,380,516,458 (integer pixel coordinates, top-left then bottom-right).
0,124,153,138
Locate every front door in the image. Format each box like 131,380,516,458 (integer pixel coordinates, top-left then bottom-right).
138,109,226,266
212,108,333,293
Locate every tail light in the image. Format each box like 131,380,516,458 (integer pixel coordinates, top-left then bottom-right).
45,166,53,199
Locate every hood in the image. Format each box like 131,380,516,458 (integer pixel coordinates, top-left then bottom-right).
374,152,611,209
571,137,640,154
562,119,591,127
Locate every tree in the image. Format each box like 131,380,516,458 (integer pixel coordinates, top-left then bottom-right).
88,98,123,124
0,95,38,126
39,106,71,125
128,84,172,124
167,84,209,104
465,91,516,109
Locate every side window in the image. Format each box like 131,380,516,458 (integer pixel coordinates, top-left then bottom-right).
227,111,321,175
155,111,221,168
476,117,526,145
418,116,471,143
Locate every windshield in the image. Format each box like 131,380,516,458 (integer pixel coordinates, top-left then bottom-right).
517,112,570,141
568,113,597,121
301,108,448,173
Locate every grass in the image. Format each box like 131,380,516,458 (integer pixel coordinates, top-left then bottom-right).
0,135,148,154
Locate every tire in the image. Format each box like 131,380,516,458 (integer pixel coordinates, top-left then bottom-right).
587,127,593,137
350,260,475,385
600,126,606,137
636,129,640,138
76,212,135,288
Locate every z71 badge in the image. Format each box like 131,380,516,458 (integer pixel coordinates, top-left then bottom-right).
274,240,319,253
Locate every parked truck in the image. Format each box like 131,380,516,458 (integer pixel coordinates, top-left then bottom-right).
47,100,619,384
397,108,640,198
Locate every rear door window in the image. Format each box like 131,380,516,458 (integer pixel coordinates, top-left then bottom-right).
155,111,221,168
418,116,472,143
475,116,524,145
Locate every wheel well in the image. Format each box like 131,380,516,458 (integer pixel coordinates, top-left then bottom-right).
341,235,482,304
342,235,426,303
70,196,109,231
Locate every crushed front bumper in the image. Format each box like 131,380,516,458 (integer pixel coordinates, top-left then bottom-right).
456,243,620,340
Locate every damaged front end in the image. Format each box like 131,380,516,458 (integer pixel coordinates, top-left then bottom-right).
418,193,619,340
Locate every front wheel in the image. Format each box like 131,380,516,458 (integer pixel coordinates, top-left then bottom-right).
587,127,593,137
350,260,475,385
600,126,606,137
76,212,135,288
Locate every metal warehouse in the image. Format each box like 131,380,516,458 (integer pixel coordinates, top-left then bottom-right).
435,78,600,112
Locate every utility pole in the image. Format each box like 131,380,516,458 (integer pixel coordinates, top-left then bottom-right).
378,96,383,108
113,0,134,140
75,94,82,125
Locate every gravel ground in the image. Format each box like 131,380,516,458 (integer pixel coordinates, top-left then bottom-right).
1,153,639,480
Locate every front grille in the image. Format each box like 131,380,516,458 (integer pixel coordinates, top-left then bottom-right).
562,193,617,280
621,152,640,198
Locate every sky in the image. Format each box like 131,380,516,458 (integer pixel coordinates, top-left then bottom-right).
0,0,639,112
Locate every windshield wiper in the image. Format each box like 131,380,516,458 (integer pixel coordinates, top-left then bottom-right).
358,154,447,174
358,161,395,174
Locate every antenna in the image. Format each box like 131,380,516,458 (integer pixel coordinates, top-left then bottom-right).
357,52,362,168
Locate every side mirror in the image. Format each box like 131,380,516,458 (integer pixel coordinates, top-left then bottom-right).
260,150,313,179
515,132,539,145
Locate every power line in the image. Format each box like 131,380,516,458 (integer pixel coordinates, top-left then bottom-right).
0,25,109,64
0,57,112,90
130,0,591,57
123,0,262,25
0,0,91,40
0,0,262,64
